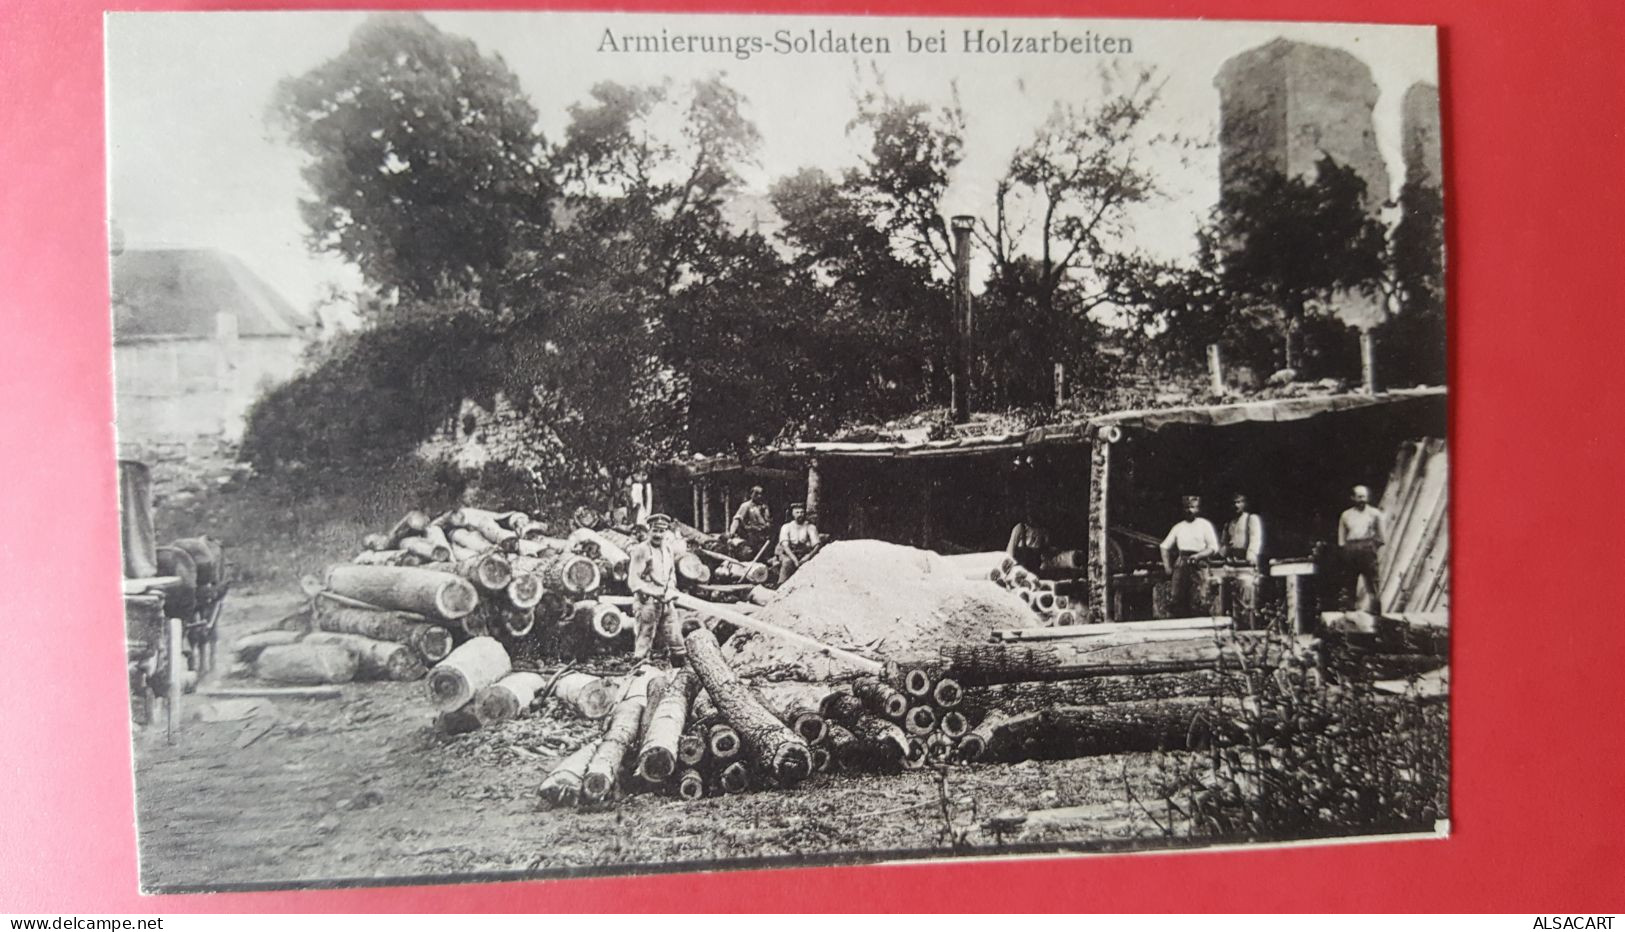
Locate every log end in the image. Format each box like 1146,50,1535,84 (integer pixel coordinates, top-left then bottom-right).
506,575,544,610
939,710,970,739
425,669,470,710
677,734,706,766
719,761,750,794
772,742,813,787
474,687,521,726
677,770,706,801
708,725,741,760
884,694,909,720
418,628,455,664
581,771,614,802
956,733,987,762
637,748,676,784
931,678,963,709
903,669,932,698
903,737,929,770
435,577,481,621
790,712,829,746
810,745,832,774
905,705,938,736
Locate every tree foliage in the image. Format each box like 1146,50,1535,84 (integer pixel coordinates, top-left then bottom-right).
270,13,549,304
251,15,1441,502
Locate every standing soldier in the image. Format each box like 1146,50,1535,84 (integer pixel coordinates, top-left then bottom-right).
1337,485,1387,612
1223,493,1265,626
627,514,685,667
1160,494,1220,617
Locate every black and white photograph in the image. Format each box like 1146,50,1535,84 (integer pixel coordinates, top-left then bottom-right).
109,10,1450,893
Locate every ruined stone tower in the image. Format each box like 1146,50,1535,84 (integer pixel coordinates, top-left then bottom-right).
1215,37,1391,211
1215,38,1393,329
1401,81,1443,185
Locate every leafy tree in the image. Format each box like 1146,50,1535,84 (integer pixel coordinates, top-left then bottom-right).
1377,178,1447,385
270,13,550,304
972,67,1196,405
770,166,950,416
1212,157,1389,369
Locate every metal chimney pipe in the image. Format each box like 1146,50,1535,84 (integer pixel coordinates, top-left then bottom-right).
950,215,976,423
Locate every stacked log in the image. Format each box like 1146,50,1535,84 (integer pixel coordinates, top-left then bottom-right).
325,565,477,622
986,560,1076,627
303,631,426,681
425,637,512,711
311,599,453,664
472,671,548,725
684,627,812,788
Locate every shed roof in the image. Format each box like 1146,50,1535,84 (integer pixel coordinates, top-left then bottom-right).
112,248,312,342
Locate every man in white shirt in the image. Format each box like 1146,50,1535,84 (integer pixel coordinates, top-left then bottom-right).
1337,484,1387,612
775,502,822,586
1160,495,1220,617
628,513,684,666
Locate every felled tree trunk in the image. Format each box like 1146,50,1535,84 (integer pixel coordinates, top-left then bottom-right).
684,627,812,787
255,643,358,685
522,552,601,595
424,636,511,711
968,697,1236,763
552,671,616,719
303,632,425,681
311,600,453,664
324,565,477,622
539,741,598,809
638,668,700,783
473,671,548,726
400,536,452,564
892,634,1294,688
841,714,909,770
582,675,653,803
385,510,432,548
851,677,908,721
230,630,302,664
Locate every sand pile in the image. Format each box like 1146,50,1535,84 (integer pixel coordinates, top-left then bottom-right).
720,540,1037,681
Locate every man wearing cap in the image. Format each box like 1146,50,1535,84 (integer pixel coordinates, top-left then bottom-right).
627,514,685,666
1160,495,1221,617
775,502,822,585
728,485,773,560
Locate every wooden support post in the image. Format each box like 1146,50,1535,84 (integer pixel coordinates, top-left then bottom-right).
806,458,822,520
1054,362,1066,408
722,485,732,536
950,215,976,423
1086,434,1113,624
166,616,184,743
1207,344,1224,395
691,482,702,530
1360,330,1378,394
699,481,713,534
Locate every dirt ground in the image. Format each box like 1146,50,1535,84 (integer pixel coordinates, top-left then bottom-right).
133,590,1177,893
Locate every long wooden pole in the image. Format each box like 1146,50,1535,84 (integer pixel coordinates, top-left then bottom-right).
674,593,883,675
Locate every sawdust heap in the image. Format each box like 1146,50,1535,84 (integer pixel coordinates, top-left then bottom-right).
721,540,1037,680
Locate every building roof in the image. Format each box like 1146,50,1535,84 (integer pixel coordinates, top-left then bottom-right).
111,248,312,342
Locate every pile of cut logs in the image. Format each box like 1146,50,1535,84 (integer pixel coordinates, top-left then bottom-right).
282,506,771,674
988,556,1079,627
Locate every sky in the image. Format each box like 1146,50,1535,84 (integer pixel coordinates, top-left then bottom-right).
106,12,1439,315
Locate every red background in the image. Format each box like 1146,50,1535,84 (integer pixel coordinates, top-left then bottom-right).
2,0,1621,912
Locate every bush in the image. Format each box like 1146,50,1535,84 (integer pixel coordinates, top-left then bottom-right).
1141,629,1449,841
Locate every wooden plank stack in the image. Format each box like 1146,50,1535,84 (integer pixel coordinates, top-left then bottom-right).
1373,438,1450,612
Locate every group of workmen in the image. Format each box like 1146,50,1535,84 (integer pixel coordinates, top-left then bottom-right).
624,486,823,667
1157,485,1388,618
